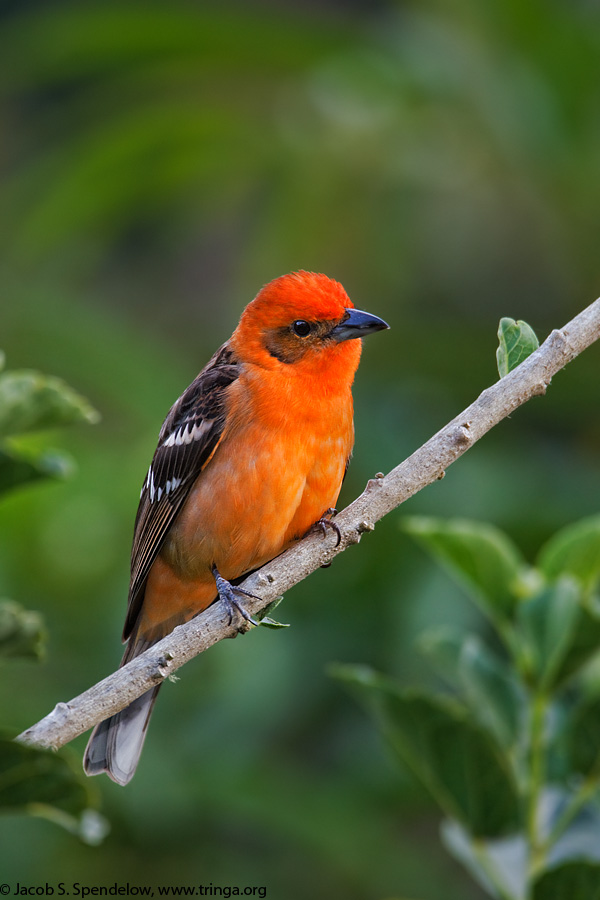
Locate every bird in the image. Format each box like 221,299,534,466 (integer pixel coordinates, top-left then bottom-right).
83,270,389,785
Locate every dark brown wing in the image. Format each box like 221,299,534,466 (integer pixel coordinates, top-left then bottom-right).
123,342,240,640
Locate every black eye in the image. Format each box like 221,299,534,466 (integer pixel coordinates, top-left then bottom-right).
292,320,312,337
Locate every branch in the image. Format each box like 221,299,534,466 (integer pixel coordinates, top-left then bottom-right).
18,298,600,751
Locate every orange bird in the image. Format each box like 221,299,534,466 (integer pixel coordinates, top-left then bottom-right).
84,271,388,784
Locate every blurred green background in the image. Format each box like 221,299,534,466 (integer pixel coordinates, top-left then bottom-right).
1,1,600,897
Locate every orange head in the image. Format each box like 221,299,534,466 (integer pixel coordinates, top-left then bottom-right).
231,271,388,380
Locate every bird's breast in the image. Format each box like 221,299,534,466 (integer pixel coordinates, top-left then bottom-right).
161,369,354,582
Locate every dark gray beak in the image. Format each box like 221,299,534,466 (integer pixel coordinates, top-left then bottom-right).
330,308,390,342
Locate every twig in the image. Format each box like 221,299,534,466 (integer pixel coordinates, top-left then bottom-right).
17,298,600,752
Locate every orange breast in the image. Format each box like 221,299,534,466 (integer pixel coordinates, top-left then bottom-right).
139,364,354,639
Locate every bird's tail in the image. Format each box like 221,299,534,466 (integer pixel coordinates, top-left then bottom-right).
83,636,160,786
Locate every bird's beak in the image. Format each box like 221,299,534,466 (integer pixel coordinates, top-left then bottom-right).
330,308,390,342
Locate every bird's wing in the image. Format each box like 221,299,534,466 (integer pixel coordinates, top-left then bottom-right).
123,342,240,640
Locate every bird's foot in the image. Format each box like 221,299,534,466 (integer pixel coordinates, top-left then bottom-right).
313,508,342,547
310,508,342,568
212,565,260,628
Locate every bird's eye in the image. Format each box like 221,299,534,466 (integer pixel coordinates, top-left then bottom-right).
292,320,312,337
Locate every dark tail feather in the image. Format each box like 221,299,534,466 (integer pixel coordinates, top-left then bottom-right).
83,685,161,785
83,635,160,785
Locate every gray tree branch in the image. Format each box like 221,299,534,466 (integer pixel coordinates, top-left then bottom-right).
17,298,600,751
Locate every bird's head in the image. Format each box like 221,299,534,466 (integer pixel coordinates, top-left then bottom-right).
231,271,388,376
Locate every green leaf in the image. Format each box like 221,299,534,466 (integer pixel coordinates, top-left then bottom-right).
537,515,600,591
417,625,464,688
554,600,600,686
255,597,289,628
402,516,526,622
333,665,520,838
517,578,581,688
0,738,108,844
0,446,74,494
566,700,600,776
533,861,600,899
418,629,524,746
0,369,100,437
0,599,46,661
458,636,522,747
496,317,539,377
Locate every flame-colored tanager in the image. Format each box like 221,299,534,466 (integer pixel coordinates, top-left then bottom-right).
84,271,388,784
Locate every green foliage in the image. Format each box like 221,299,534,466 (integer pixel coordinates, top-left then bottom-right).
516,579,580,688
255,596,290,629
496,318,540,378
567,699,600,777
402,517,528,624
537,515,600,590
0,599,46,661
532,862,600,899
337,515,600,900
333,667,520,838
0,356,100,497
0,446,75,494
0,354,104,842
0,369,100,437
458,635,523,748
0,738,108,845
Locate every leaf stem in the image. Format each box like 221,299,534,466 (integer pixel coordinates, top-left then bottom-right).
526,690,548,886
